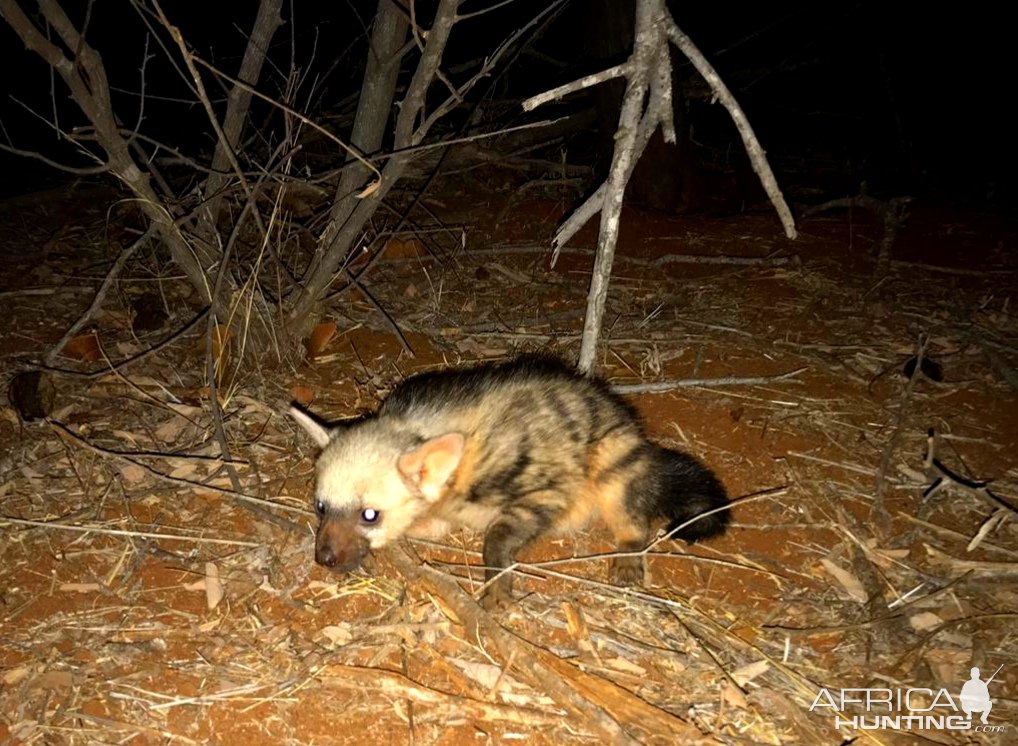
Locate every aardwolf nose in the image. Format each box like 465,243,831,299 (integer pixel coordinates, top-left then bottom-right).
316,547,338,567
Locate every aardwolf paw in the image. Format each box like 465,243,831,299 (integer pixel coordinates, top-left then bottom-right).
609,556,644,586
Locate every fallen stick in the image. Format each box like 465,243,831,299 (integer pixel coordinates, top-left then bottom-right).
318,664,561,727
611,367,806,394
385,542,717,745
467,245,801,269
923,544,1018,575
873,334,927,528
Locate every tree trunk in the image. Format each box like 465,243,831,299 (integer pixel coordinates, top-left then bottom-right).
287,0,461,334
202,0,286,223
285,0,409,333
577,0,661,373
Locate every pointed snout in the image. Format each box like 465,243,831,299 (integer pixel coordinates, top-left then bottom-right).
315,516,369,571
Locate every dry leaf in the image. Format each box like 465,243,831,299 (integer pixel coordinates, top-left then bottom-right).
731,660,770,686
606,658,646,676
119,463,148,486
561,601,588,639
168,462,200,480
64,332,100,362
321,624,353,647
154,416,189,442
721,680,749,709
290,385,315,406
908,612,943,632
820,559,869,603
33,671,74,692
2,666,31,686
204,562,224,610
382,236,425,259
111,429,142,446
924,648,970,687
427,592,462,625
307,322,337,358
868,545,910,570
167,403,203,419
357,178,381,198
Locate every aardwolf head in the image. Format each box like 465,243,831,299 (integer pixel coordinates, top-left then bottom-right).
290,406,464,571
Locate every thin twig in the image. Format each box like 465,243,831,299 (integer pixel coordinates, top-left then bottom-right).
41,308,210,380
873,334,926,525
318,664,561,726
611,367,806,394
663,15,796,240
385,542,716,745
522,63,630,111
44,228,155,365
1,515,260,546
49,421,309,521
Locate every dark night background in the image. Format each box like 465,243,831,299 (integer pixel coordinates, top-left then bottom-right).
1,1,1014,215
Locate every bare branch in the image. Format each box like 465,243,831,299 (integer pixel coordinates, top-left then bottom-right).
0,141,107,175
551,101,659,257
0,0,215,302
286,0,462,332
663,15,796,240
420,0,567,135
522,63,630,112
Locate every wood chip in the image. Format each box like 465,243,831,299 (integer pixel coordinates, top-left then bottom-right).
819,559,869,603
204,562,224,610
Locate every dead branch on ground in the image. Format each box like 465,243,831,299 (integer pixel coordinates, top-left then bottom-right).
873,334,927,527
921,429,1018,517
611,367,806,394
804,187,912,268
49,421,308,529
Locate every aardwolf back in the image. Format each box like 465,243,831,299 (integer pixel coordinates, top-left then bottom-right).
291,357,729,608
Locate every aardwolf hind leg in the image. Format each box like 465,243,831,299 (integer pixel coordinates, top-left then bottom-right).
598,475,652,586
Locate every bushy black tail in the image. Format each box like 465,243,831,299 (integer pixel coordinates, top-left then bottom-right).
651,446,730,541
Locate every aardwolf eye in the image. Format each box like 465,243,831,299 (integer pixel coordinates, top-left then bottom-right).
315,500,325,516
360,508,380,524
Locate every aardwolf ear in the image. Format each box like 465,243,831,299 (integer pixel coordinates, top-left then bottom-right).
397,433,465,501
289,405,333,449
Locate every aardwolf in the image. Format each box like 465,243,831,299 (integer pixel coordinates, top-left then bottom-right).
291,357,729,608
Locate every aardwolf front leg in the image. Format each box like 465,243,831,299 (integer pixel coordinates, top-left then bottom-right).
480,499,560,610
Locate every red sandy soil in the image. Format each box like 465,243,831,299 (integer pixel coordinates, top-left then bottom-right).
0,180,1015,744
